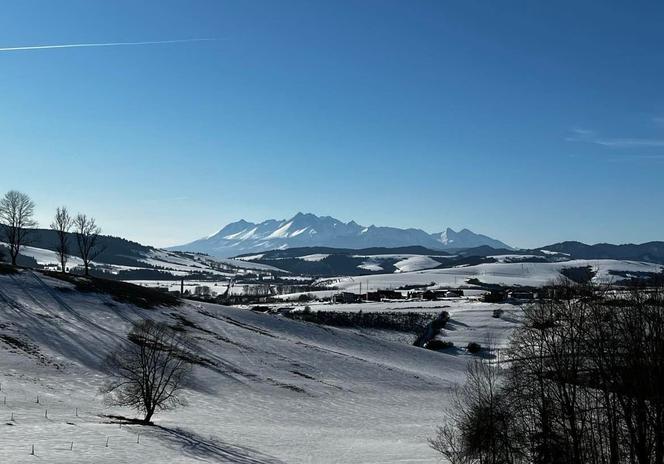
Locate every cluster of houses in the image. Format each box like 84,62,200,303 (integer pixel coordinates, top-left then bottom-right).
173,279,541,306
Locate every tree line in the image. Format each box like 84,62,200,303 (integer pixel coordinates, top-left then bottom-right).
286,308,436,333
431,281,664,464
0,190,104,275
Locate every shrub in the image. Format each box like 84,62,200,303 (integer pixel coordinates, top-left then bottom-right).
250,306,271,313
0,263,18,275
492,309,504,318
44,271,180,309
425,339,454,350
431,311,450,332
286,310,435,332
466,342,482,354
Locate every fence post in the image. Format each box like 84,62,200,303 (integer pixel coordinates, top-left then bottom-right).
105,437,109,447
31,445,34,456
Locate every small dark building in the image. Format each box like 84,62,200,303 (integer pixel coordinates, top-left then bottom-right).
335,292,362,304
367,290,404,301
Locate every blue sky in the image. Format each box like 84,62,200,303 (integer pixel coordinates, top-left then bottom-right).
1,1,662,248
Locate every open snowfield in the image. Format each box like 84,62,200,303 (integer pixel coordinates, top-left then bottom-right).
320,259,663,291
0,269,515,463
266,299,523,350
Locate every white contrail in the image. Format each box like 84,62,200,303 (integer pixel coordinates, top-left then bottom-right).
0,38,216,52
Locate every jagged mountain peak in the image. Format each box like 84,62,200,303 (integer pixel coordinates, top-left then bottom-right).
171,213,511,257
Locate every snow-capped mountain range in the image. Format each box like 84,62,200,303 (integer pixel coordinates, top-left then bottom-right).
169,213,512,257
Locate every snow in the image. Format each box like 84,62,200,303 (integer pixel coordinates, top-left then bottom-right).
321,259,663,291
2,243,283,279
394,256,441,272
289,227,310,237
0,269,510,463
539,249,569,256
358,261,383,272
1,243,86,269
234,254,265,261
266,221,293,239
489,254,541,263
298,254,329,262
223,226,258,240
203,256,284,272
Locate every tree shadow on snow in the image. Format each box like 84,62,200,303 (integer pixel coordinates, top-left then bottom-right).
145,425,286,464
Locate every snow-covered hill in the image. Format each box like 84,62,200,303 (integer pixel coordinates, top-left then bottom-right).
318,259,663,291
0,268,499,463
1,241,283,280
170,213,512,257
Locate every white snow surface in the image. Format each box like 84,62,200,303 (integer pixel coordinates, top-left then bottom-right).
0,269,501,463
321,259,663,291
394,256,442,272
298,254,329,262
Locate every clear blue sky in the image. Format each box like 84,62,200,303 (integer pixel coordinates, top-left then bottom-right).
1,1,662,249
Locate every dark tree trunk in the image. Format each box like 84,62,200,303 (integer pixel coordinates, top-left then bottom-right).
143,409,154,424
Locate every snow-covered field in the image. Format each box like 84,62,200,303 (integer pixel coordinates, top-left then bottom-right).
320,259,663,291
258,299,522,350
0,269,515,463
0,243,283,279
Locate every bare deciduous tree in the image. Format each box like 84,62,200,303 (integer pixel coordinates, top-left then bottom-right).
430,360,526,464
102,320,194,424
431,281,664,464
0,190,37,266
50,206,72,273
74,213,104,276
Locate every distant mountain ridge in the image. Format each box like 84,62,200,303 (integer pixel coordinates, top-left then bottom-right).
539,241,664,264
169,213,513,257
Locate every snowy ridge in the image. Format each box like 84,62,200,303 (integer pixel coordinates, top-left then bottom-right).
1,242,283,277
319,259,663,291
169,213,511,257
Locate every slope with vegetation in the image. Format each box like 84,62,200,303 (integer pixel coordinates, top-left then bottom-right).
0,268,486,463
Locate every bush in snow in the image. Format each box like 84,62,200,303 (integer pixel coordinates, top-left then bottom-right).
424,339,454,351
466,342,482,354
288,310,435,333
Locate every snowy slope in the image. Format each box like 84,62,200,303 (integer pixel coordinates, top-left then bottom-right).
319,259,663,291
170,213,511,257
1,242,283,279
0,269,487,463
393,255,443,272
